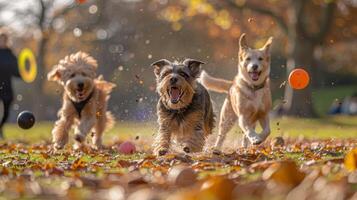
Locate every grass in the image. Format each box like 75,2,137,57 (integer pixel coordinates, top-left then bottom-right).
271,85,357,117
311,85,357,116
2,116,357,144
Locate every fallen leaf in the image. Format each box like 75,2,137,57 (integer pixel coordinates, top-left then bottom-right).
168,165,197,187
200,176,235,200
262,160,305,186
344,148,357,172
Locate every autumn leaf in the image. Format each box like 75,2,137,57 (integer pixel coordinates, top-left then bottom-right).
262,160,305,186
0,167,9,175
71,157,87,170
168,165,197,187
344,148,357,172
199,176,235,200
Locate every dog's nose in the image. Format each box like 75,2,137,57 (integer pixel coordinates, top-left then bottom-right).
170,77,178,85
78,82,84,90
252,64,259,71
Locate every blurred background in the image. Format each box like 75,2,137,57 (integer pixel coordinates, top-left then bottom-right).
0,0,356,125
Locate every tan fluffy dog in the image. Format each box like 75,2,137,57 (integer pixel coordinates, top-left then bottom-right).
48,52,115,150
201,34,273,151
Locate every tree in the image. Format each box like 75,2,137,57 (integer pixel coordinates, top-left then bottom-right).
35,0,76,119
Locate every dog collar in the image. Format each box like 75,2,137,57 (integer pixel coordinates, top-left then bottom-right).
242,79,266,91
70,90,94,118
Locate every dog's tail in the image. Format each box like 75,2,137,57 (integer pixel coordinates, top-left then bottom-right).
200,70,233,93
95,75,116,95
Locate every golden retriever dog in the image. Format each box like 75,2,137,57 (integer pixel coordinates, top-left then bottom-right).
201,33,273,151
48,51,115,150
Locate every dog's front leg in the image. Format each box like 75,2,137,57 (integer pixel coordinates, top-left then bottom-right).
259,116,271,141
153,123,171,156
52,115,74,150
73,116,96,150
238,116,262,145
92,112,106,150
214,98,237,151
182,123,205,153
242,135,250,148
241,124,256,148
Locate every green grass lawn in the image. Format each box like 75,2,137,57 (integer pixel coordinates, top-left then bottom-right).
3,116,357,144
272,85,357,117
311,85,357,116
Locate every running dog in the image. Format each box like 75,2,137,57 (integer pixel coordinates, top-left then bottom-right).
48,51,115,150
201,33,273,151
151,59,214,156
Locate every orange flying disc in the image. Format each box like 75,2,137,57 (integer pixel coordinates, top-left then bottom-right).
77,0,86,3
288,68,310,90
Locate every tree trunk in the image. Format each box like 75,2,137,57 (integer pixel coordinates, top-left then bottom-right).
283,36,317,117
283,1,317,117
32,36,48,120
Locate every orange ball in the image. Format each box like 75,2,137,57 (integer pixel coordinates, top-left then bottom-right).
288,68,310,90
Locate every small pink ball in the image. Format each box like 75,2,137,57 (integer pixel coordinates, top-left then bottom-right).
118,141,136,154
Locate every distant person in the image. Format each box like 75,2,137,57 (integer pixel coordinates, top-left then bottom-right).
328,100,342,115
328,93,357,115
341,92,357,115
0,28,20,139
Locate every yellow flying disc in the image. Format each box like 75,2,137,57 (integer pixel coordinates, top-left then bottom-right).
18,48,37,83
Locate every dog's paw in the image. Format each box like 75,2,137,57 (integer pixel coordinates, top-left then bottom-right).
212,148,223,155
183,147,191,153
74,134,85,143
154,148,168,156
209,147,222,155
247,134,263,145
73,142,84,151
91,144,103,151
53,143,64,151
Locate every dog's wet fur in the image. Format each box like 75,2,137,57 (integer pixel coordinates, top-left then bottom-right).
152,59,214,156
201,33,273,152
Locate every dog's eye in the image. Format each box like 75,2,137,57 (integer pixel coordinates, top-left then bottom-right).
161,71,170,78
246,57,251,61
70,73,75,78
81,72,86,76
258,57,263,61
179,72,189,79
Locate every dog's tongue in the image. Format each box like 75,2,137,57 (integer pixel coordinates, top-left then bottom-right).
250,72,259,81
77,91,84,98
170,88,180,102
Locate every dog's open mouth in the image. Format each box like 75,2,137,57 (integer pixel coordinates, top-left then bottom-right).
168,86,183,104
76,89,85,99
249,71,261,81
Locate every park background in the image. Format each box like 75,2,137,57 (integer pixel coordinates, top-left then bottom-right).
1,1,357,199
0,0,356,142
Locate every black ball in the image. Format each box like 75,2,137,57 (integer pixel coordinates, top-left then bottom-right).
17,111,35,129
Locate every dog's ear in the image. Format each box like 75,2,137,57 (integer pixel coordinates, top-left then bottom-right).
151,59,171,78
47,65,62,82
239,33,249,51
183,58,205,78
261,36,273,54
